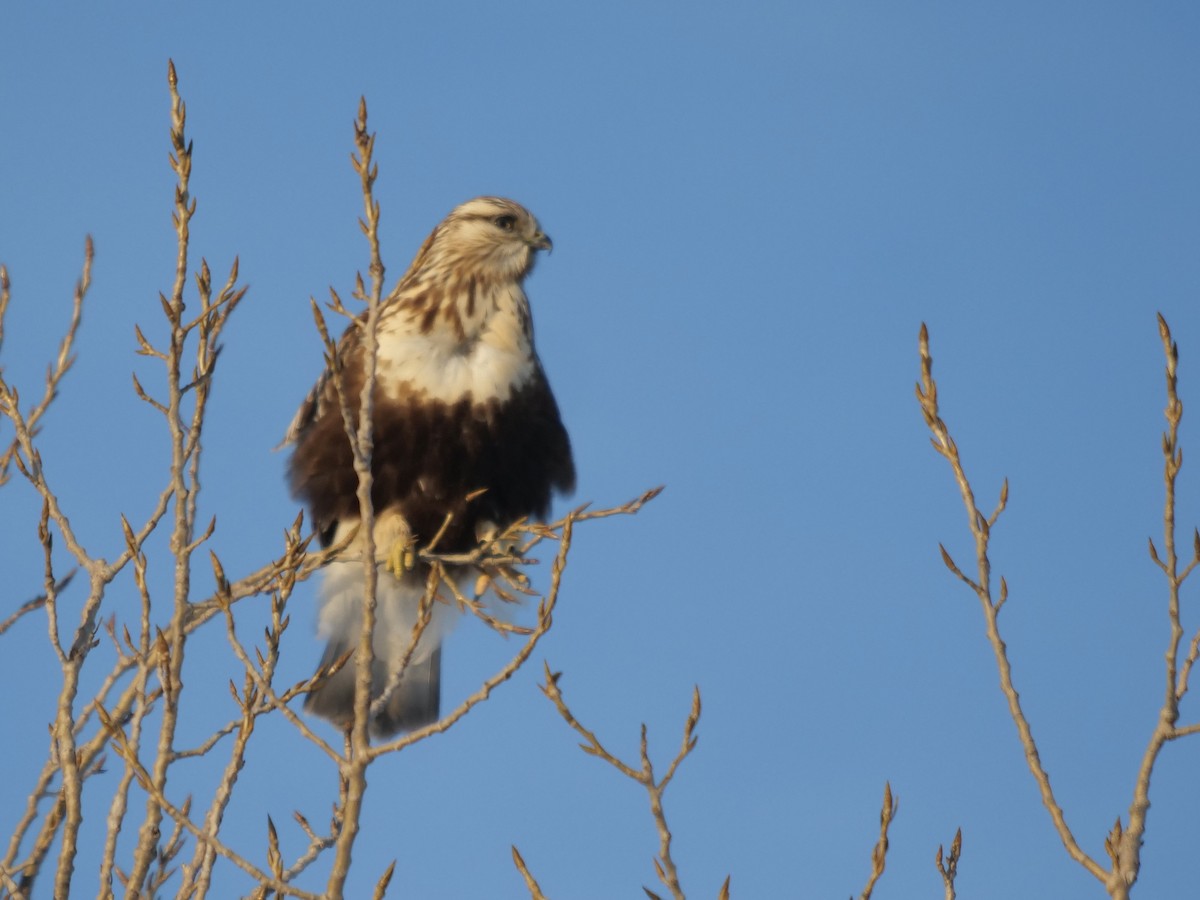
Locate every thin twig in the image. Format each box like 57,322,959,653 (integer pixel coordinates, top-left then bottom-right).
327,94,387,899
372,512,580,757
935,828,962,900
1111,314,1196,898
0,235,90,486
125,59,201,894
511,846,549,900
858,783,896,900
916,322,1106,884
0,572,72,638
540,666,706,900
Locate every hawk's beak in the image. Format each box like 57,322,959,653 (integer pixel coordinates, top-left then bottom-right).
530,231,553,253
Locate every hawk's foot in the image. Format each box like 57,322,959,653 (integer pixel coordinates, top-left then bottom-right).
384,537,418,579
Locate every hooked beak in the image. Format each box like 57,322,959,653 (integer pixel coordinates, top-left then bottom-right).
530,231,553,253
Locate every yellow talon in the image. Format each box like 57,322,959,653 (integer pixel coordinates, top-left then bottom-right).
384,537,418,578
473,569,492,599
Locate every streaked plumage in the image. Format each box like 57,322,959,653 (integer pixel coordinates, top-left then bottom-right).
285,197,574,736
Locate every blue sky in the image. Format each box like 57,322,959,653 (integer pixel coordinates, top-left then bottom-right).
3,3,1200,897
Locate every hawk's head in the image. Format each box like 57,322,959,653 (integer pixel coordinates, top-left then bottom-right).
417,197,552,284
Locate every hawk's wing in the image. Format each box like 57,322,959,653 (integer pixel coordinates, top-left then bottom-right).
281,317,365,450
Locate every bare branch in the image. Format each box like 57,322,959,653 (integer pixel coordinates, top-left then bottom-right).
935,828,962,900
1111,313,1198,897
857,783,896,900
372,511,580,757
0,235,92,488
540,663,703,900
917,323,1106,884
0,571,73,638
327,92,388,898
511,846,549,900
102,711,322,899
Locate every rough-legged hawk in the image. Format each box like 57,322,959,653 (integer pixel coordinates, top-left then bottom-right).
284,197,575,737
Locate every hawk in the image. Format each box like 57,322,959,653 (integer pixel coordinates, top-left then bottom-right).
284,197,575,737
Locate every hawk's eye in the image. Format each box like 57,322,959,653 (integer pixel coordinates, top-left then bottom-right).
493,214,517,232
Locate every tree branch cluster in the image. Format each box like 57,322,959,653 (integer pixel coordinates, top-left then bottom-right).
0,63,659,899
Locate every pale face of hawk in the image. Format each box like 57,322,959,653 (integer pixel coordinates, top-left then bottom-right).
413,196,552,284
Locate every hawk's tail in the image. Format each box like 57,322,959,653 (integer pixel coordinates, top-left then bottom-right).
304,555,457,738
304,639,441,738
